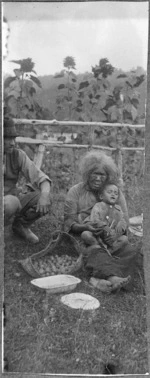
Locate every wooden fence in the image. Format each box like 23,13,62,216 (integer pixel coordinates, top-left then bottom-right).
14,119,145,177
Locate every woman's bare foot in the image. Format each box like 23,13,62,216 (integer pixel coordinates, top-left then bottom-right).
108,275,131,291
89,277,112,294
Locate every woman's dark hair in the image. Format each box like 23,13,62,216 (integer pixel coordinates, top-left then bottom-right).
79,150,120,186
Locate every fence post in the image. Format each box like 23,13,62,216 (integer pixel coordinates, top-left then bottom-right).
88,125,94,149
33,132,45,169
115,128,123,179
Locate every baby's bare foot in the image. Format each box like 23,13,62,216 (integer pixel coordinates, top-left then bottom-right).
108,275,131,291
89,277,112,294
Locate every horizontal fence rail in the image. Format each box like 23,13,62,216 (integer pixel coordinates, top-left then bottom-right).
14,119,145,152
14,118,145,129
16,137,145,151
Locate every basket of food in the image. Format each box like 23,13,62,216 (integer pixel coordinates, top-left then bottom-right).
19,231,83,278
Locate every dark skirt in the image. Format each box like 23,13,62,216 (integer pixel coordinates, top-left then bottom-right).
85,242,138,279
67,230,138,280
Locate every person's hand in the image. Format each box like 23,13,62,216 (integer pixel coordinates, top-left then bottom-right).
85,223,99,233
116,221,126,235
84,222,102,233
36,192,51,215
89,221,107,236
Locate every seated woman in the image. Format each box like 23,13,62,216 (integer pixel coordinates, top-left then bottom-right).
63,150,137,294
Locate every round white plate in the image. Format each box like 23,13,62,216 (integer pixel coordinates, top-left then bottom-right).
31,275,81,292
61,292,100,310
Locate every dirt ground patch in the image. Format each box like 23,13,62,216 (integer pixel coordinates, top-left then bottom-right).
4,212,148,375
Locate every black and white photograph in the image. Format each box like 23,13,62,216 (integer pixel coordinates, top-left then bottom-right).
2,1,149,375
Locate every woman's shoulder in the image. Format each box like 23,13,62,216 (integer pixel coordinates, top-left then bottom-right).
66,182,86,201
117,189,126,204
67,182,84,193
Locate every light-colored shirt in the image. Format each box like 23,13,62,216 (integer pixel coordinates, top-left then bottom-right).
4,147,51,195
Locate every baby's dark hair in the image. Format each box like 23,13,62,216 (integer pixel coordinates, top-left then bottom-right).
103,181,119,190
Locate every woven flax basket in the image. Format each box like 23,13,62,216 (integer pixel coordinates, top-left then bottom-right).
19,231,83,278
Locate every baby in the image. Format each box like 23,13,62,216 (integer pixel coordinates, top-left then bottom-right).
80,183,128,253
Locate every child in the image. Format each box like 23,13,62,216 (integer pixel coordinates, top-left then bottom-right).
80,183,128,254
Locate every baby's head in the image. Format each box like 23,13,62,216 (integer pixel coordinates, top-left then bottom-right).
100,183,119,205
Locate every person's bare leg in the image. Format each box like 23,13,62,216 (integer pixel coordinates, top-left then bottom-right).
89,277,112,293
81,230,99,246
12,190,42,243
4,193,40,243
111,235,128,254
4,195,22,226
107,275,131,291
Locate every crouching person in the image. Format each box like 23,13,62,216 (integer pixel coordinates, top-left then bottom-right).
4,117,52,244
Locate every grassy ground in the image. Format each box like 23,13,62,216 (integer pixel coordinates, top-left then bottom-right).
4,209,148,375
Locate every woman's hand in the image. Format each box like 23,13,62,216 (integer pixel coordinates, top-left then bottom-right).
71,222,99,234
85,222,105,235
85,223,100,233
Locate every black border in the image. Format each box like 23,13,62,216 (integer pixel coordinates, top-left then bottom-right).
1,1,150,377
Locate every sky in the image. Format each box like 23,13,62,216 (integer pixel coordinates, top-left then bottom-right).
2,2,149,77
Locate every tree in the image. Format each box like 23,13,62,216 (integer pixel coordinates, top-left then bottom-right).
73,59,146,124
4,58,42,118
63,56,76,70
54,56,77,119
53,56,146,124
92,58,114,78
107,70,146,123
73,58,115,122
